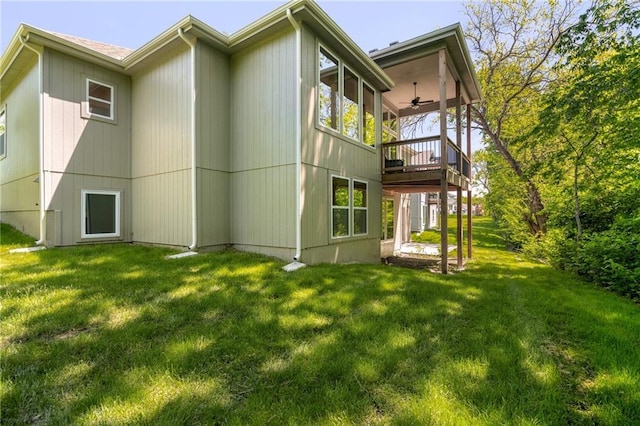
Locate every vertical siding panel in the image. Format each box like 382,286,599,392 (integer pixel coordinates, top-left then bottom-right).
195,41,230,247
0,56,40,237
231,29,296,252
131,46,191,246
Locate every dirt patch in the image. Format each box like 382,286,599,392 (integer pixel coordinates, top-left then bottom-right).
383,255,464,272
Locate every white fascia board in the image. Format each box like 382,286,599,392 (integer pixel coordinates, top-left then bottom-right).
122,16,229,71
372,23,482,103
12,25,124,71
227,0,394,92
301,1,394,91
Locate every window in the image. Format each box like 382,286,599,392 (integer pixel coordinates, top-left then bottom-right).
342,67,359,140
382,105,398,143
319,48,339,131
331,176,368,238
0,107,6,160
362,83,376,147
353,180,368,235
381,198,394,240
81,190,120,238
332,177,350,238
85,79,114,120
318,43,378,147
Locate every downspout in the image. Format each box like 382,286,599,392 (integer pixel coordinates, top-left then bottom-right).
286,9,302,261
178,28,198,251
20,35,45,245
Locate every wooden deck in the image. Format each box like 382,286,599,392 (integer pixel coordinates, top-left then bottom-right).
382,136,470,191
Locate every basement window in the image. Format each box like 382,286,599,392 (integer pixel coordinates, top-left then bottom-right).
81,189,120,238
85,79,114,120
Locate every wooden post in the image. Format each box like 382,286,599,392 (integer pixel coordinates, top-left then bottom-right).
466,105,473,259
456,81,463,269
439,49,448,274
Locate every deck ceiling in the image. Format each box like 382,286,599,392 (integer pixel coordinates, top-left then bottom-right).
380,53,458,113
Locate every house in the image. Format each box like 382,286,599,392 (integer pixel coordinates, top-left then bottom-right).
410,192,439,232
0,0,481,271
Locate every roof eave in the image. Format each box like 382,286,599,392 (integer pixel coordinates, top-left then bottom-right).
372,23,482,102
300,0,394,91
122,15,229,71
2,24,126,78
227,0,394,91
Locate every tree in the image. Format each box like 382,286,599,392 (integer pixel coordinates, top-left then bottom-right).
529,0,640,298
536,0,640,240
471,149,490,195
464,0,578,236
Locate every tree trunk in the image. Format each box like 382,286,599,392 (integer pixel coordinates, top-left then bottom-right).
573,160,582,241
478,113,548,236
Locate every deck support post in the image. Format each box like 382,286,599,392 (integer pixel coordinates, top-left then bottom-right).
393,192,403,253
456,81,463,269
466,105,473,259
439,48,448,274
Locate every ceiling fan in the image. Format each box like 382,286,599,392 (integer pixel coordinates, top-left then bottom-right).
401,82,433,110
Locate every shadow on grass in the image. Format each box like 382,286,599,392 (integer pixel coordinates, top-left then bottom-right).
2,221,639,424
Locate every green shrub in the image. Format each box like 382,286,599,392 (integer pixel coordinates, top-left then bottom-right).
569,216,640,300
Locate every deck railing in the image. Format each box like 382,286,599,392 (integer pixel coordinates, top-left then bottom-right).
383,135,470,179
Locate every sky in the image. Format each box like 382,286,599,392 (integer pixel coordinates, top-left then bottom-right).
1,0,470,57
1,0,482,150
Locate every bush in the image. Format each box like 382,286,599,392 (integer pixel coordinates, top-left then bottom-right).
568,216,640,300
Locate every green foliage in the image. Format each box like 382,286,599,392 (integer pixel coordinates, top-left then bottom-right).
479,147,535,249
471,0,640,297
557,216,640,300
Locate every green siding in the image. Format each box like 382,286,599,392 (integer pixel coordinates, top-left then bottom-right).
298,26,383,263
196,41,231,248
131,46,191,246
0,58,40,238
41,49,132,246
230,29,297,253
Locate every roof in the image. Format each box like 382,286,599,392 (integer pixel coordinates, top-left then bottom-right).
1,0,395,92
371,23,482,104
49,31,133,60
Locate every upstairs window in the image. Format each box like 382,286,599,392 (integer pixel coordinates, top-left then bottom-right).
382,105,398,143
342,67,359,140
318,43,378,147
319,48,339,131
362,84,376,147
0,108,6,160
86,79,114,120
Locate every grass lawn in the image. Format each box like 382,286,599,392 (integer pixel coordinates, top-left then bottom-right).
1,218,639,425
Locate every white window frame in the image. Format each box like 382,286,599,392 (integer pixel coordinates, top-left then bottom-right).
381,197,394,241
0,106,6,160
330,175,369,239
331,175,351,239
352,179,368,236
317,42,377,148
382,103,399,143
342,65,361,142
85,78,114,120
318,46,340,133
81,189,121,239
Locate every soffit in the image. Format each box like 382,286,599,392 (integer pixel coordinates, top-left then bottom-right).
372,23,482,110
